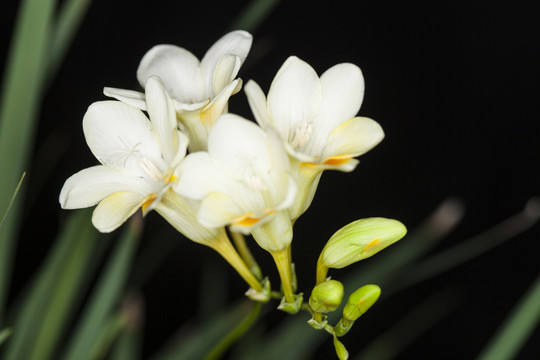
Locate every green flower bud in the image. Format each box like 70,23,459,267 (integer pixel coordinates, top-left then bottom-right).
335,285,381,337
309,280,344,313
319,218,407,269
343,284,381,322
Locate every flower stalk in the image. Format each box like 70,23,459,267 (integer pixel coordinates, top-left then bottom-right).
210,233,265,297
230,230,263,280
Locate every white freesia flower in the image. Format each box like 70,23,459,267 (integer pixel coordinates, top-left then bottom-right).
245,56,385,219
59,76,212,241
104,30,253,151
177,113,298,305
177,113,297,253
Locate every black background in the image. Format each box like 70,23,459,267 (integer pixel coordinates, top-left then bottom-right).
2,0,540,358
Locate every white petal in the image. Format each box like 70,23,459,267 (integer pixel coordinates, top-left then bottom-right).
200,30,252,97
176,152,227,199
172,98,209,113
310,63,365,146
83,101,164,173
198,192,244,229
145,76,178,163
178,149,265,219
201,79,241,126
169,130,189,169
250,210,293,252
92,191,143,233
137,44,204,103
155,190,219,244
60,165,151,209
208,114,273,182
103,87,147,110
276,176,298,211
213,54,241,96
267,56,321,139
322,117,384,161
244,80,271,128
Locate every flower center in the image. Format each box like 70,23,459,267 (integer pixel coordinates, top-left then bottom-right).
290,122,312,149
241,167,268,191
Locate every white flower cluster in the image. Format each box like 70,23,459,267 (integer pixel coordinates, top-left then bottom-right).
59,30,385,303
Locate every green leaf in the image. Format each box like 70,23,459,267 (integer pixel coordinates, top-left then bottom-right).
203,302,261,360
0,173,26,229
109,300,143,360
60,219,141,360
47,0,94,81
476,273,540,360
3,209,103,360
0,0,55,324
392,198,540,295
228,0,282,33
151,300,257,360
0,328,12,347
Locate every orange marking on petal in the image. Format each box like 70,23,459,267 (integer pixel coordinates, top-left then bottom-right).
234,213,261,227
141,193,158,213
324,156,352,166
166,174,178,183
362,238,381,254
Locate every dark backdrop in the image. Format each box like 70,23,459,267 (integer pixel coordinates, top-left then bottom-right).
2,0,540,358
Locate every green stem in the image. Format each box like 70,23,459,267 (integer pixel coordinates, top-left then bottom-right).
230,230,262,280
313,311,324,324
203,302,262,360
315,258,329,285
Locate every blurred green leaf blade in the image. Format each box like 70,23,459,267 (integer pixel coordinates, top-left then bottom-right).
0,0,56,323
3,209,102,360
60,218,141,360
476,272,540,360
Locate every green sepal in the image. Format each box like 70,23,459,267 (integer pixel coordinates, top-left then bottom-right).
277,293,303,314
245,277,271,302
333,319,353,337
307,316,328,330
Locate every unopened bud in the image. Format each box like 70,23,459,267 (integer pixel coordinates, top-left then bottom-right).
335,285,381,337
319,218,407,269
309,280,344,313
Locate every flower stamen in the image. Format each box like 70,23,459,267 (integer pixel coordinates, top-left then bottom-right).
290,122,312,149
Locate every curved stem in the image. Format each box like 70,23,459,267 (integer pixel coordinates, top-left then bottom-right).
229,230,262,280
315,258,329,285
211,235,263,293
203,302,262,360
